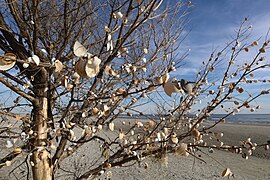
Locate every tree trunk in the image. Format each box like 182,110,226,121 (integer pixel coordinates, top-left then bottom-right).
30,68,53,180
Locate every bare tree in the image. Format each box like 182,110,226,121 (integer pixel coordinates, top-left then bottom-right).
0,0,269,180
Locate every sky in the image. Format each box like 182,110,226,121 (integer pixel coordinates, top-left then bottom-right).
137,0,270,114
183,0,270,114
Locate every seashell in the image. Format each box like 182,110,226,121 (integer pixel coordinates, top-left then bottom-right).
23,63,29,68
163,79,181,96
116,12,123,19
154,76,163,84
191,129,200,138
61,76,68,88
6,140,13,148
109,122,114,131
14,147,22,154
97,124,103,130
251,41,258,46
143,48,148,54
143,162,148,169
54,60,63,72
214,132,223,139
157,132,161,141
265,144,269,151
32,55,40,66
0,53,16,71
5,161,12,167
259,48,266,53
162,72,170,84
119,131,124,140
175,143,188,156
171,133,178,144
120,47,128,53
221,168,232,177
92,107,99,115
75,56,101,78
73,41,87,57
185,83,193,94
117,87,126,94
148,120,155,128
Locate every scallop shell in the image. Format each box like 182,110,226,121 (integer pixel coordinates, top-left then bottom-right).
221,168,232,177
175,143,188,156
191,128,200,138
163,79,181,96
75,56,101,78
0,53,16,71
109,122,114,131
73,41,87,57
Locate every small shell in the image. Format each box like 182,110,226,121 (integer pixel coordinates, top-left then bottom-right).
31,55,40,66
251,41,258,46
221,168,232,177
171,133,178,144
116,12,123,19
175,143,188,156
191,129,200,138
14,147,22,154
119,131,124,140
163,79,181,96
143,48,148,54
92,107,99,115
5,161,12,167
0,53,16,71
148,120,155,128
109,122,114,131
54,60,63,72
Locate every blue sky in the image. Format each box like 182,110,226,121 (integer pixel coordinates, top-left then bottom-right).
137,0,270,114
183,0,270,114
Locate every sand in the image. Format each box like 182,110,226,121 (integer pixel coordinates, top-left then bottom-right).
0,120,269,180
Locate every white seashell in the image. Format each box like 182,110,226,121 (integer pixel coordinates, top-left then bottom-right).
162,72,170,84
109,122,114,131
54,60,63,72
41,48,48,54
142,67,147,72
185,83,193,94
97,124,103,130
31,55,40,66
116,12,123,19
23,63,29,68
104,26,111,32
73,41,88,57
143,48,148,54
157,132,161,141
171,133,178,144
5,161,12,166
6,140,13,148
142,58,147,63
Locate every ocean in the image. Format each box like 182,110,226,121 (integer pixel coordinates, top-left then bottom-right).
119,114,270,125
209,114,270,124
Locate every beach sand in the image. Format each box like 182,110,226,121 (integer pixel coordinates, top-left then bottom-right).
0,120,269,180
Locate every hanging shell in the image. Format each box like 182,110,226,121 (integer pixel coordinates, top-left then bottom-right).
0,53,16,71
175,143,188,156
73,41,87,57
54,60,63,72
75,56,101,78
171,133,178,144
191,128,200,138
163,79,181,96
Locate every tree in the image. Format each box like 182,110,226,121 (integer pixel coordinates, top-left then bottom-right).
0,0,269,179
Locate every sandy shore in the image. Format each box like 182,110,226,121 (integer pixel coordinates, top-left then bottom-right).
0,120,269,180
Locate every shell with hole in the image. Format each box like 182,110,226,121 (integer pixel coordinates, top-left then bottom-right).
75,56,101,78
0,53,16,71
163,78,181,96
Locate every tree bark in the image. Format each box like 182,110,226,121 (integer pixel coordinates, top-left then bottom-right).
30,68,53,180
